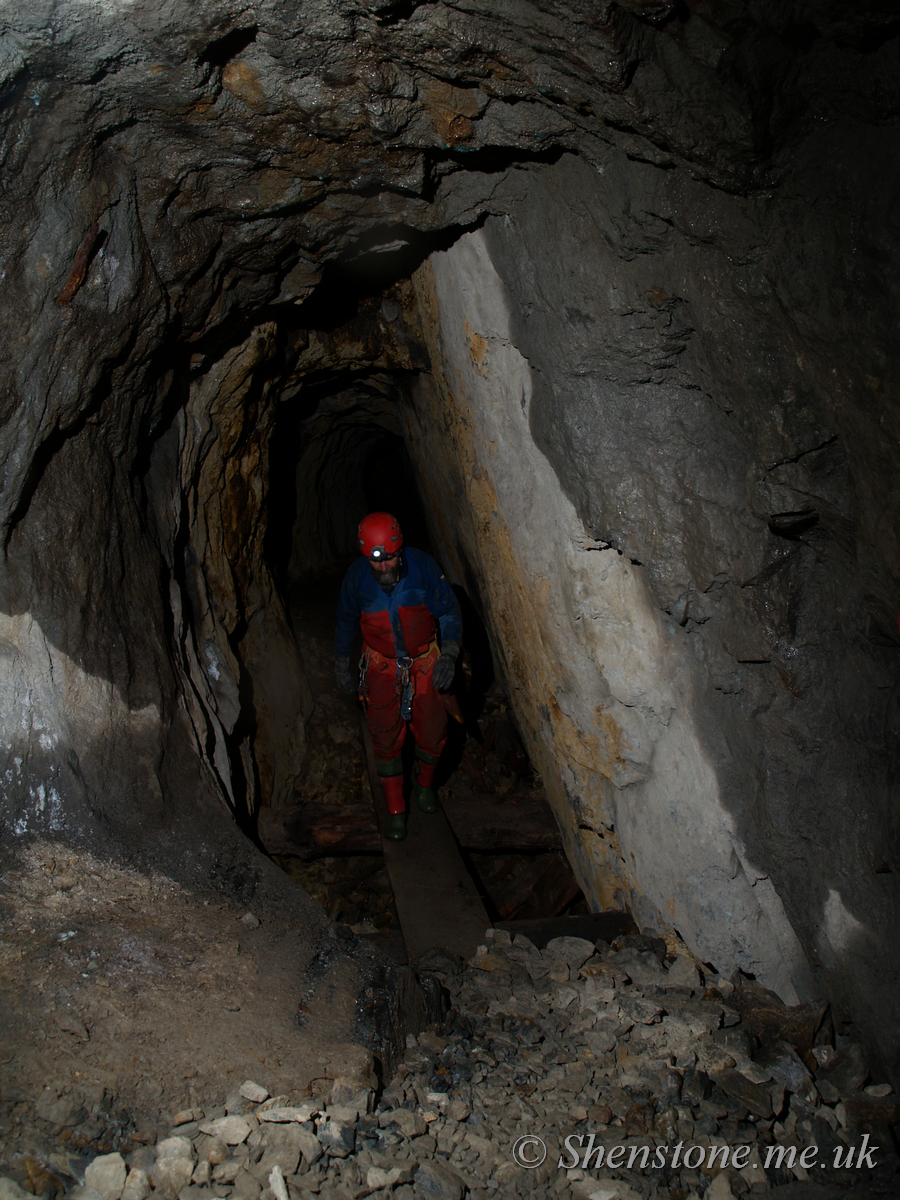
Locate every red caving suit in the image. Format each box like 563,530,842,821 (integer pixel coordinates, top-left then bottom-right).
335,548,462,763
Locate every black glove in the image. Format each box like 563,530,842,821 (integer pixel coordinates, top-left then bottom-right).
335,656,355,694
432,642,459,691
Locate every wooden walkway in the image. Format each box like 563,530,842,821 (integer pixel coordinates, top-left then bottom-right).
359,714,492,964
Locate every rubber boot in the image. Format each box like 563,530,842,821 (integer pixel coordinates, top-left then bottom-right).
378,764,406,841
413,755,439,814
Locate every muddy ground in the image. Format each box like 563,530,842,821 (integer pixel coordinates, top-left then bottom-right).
0,836,384,1171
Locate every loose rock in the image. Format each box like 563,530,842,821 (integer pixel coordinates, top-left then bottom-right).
197,1117,252,1145
414,1159,464,1200
7,926,896,1200
0,1181,33,1200
316,1118,355,1158
121,1169,151,1200
84,1155,127,1200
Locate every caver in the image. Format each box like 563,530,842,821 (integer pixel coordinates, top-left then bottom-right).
335,512,462,840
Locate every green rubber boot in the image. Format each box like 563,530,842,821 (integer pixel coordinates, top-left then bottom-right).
414,756,439,814
414,783,438,813
378,761,407,840
382,812,407,841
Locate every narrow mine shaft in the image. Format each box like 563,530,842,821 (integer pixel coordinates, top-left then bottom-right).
1,0,899,1195
256,264,595,954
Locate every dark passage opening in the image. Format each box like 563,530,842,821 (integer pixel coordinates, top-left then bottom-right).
258,346,587,958
361,432,432,555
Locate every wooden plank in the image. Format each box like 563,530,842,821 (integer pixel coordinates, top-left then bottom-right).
258,787,562,858
359,713,491,964
517,854,582,920
493,857,557,921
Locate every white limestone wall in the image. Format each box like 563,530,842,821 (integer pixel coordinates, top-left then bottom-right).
0,610,167,841
407,229,816,1002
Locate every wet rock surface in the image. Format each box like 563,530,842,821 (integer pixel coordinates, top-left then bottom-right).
4,928,898,1200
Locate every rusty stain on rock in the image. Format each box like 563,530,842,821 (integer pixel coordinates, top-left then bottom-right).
463,319,489,376
448,114,475,143
223,61,267,112
593,705,629,779
419,79,483,146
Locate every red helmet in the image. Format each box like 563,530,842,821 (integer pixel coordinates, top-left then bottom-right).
358,512,403,560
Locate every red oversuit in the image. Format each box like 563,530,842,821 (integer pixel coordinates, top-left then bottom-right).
335,547,462,811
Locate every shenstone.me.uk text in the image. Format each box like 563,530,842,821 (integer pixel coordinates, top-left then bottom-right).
509,1133,880,1172
555,1135,880,1172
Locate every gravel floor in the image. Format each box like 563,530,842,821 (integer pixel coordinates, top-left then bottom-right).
4,925,897,1200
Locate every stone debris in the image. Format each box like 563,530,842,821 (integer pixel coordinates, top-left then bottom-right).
83,1155,127,1200
267,1166,289,1200
120,1168,150,1200
315,1117,355,1158
256,1108,316,1126
3,929,899,1200
147,1157,193,1197
0,1183,31,1200
196,1119,252,1146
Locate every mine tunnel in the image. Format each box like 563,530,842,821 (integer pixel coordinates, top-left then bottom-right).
2,0,900,1188
258,249,591,949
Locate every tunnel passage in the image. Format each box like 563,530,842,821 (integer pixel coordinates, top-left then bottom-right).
255,303,593,951
267,382,432,588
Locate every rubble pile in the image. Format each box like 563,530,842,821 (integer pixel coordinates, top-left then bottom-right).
3,928,897,1200
421,930,899,1197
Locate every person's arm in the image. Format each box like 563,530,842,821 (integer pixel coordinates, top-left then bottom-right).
426,558,462,690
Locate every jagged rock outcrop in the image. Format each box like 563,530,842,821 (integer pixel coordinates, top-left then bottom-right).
0,1,898,1072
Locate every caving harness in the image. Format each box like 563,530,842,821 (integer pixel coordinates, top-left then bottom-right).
358,646,426,723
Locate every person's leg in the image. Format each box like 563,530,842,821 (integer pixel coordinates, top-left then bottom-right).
412,747,441,813
409,648,448,813
376,762,406,840
365,658,407,839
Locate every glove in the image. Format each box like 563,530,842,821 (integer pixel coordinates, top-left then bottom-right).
432,642,459,692
334,656,355,694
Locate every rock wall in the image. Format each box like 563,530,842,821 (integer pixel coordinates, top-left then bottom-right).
403,142,899,1071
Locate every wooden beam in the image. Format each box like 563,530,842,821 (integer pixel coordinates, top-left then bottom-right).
258,803,380,858
258,787,562,859
444,786,563,852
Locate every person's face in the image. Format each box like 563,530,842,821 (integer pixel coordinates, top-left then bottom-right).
369,552,401,586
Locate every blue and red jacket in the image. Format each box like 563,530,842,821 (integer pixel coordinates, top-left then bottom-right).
335,547,462,661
